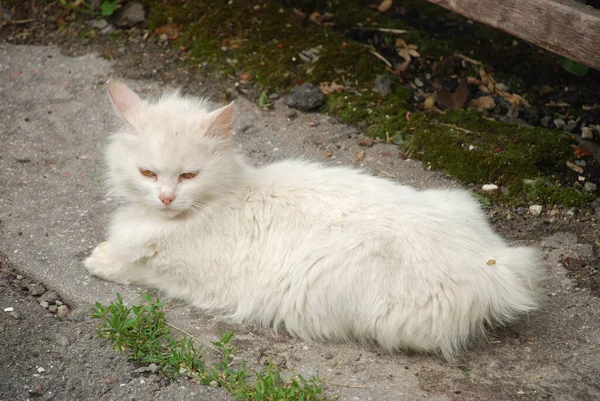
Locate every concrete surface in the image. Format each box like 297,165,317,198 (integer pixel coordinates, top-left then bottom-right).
1,44,600,400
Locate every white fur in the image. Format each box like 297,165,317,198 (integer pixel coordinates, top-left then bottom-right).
86,82,541,360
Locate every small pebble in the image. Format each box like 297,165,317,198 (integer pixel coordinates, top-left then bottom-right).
482,184,498,192
564,120,577,132
55,300,63,306
39,291,59,304
57,305,70,318
285,110,297,119
268,93,280,100
584,182,597,192
325,352,334,359
553,119,565,129
209,380,218,388
581,126,593,139
414,78,424,87
516,207,525,215
540,116,552,127
529,205,543,216
55,334,69,346
27,283,46,296
3,307,14,312
9,311,20,319
39,301,49,308
48,305,58,313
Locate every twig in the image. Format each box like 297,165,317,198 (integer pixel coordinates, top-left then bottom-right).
2,18,34,25
369,49,393,68
356,26,408,34
436,122,476,134
165,322,224,355
324,380,371,389
455,53,482,65
377,169,397,178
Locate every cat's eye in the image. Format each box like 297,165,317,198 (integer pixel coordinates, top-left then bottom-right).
179,172,198,180
139,169,157,178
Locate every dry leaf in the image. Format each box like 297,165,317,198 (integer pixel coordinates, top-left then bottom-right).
378,0,393,12
496,90,530,108
566,161,584,174
467,76,481,85
423,94,437,110
319,81,347,95
355,150,365,163
323,151,333,158
359,138,375,147
408,49,420,58
468,96,496,112
395,38,407,48
573,146,591,158
436,78,469,110
545,102,570,108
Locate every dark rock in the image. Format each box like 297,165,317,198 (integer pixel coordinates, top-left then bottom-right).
27,283,46,296
39,291,59,304
564,120,577,132
373,75,392,95
283,83,325,111
115,2,146,27
540,115,552,127
285,111,297,119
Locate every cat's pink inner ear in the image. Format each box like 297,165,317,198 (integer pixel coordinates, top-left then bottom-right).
106,80,143,119
206,102,234,138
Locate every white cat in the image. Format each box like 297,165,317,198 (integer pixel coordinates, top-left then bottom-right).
85,80,541,360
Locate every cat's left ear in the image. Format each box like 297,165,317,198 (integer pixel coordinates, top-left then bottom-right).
106,79,145,130
205,102,234,139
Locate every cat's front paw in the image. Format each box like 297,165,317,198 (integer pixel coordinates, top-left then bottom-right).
84,241,132,285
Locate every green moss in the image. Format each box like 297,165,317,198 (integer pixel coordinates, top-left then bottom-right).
404,111,594,206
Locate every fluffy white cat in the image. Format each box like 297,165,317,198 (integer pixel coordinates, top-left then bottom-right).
85,80,541,360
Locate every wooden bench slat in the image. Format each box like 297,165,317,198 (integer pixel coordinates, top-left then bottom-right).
427,0,600,70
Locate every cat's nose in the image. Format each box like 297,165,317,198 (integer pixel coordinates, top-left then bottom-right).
159,194,175,206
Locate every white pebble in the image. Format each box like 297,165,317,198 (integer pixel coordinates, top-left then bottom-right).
529,205,543,216
482,184,498,191
3,307,14,312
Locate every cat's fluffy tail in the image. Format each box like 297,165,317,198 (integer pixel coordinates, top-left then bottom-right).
438,246,542,360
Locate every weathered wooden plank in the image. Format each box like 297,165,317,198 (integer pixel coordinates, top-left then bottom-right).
427,0,600,70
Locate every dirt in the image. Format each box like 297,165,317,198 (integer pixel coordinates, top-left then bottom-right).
0,253,234,401
1,1,600,401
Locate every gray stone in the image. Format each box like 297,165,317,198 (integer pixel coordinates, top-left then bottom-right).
553,119,565,129
268,93,280,100
39,301,50,308
89,19,109,30
39,291,59,304
285,110,297,119
564,120,577,132
27,283,46,296
540,115,552,127
584,182,597,192
55,334,69,346
9,311,20,319
373,75,392,95
283,83,325,111
101,25,116,35
48,305,58,313
115,2,146,27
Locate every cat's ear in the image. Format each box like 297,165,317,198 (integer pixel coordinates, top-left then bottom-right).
205,102,234,139
106,79,144,129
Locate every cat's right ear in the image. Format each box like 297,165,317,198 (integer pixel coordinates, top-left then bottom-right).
106,79,144,130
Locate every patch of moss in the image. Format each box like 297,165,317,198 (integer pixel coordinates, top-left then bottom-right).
325,84,412,139
405,111,594,206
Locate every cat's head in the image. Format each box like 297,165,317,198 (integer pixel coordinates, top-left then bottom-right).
105,80,241,217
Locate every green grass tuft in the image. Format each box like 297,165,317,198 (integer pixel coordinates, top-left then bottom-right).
92,293,330,401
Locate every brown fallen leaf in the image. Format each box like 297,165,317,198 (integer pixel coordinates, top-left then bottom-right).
566,161,584,174
319,81,347,95
436,77,469,110
378,0,393,12
468,96,496,112
323,151,333,158
573,146,592,158
359,138,374,147
423,94,437,110
355,150,365,163
496,90,530,108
